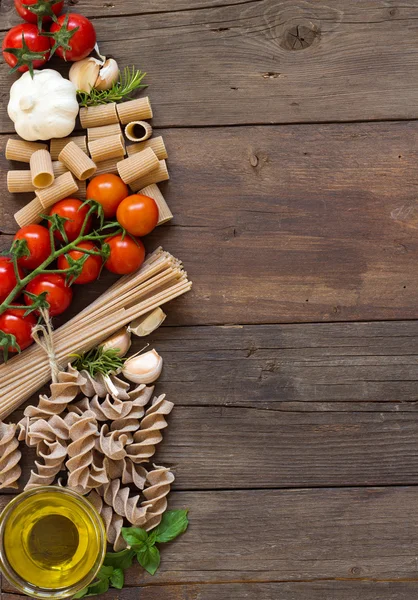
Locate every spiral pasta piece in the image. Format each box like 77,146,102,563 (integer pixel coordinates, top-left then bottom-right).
24,369,87,419
97,424,130,460
25,440,67,490
26,415,70,449
78,368,130,399
141,465,175,531
101,478,151,526
0,422,21,489
87,490,126,551
104,457,147,490
66,410,98,493
126,395,174,463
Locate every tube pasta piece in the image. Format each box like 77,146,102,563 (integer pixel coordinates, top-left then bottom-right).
116,97,153,125
129,160,169,192
141,465,175,530
59,141,97,181
88,133,126,163
140,184,173,225
73,179,87,201
0,422,21,490
94,158,119,176
126,394,174,463
6,139,48,163
35,171,79,209
88,123,122,142
24,369,87,420
14,196,43,227
80,103,119,129
125,121,152,143
30,149,54,189
117,147,159,185
50,136,87,161
101,478,151,526
25,440,67,490
66,410,99,493
7,171,36,193
52,161,69,177
126,136,168,160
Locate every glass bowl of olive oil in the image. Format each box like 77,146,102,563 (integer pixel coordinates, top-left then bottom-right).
0,486,106,599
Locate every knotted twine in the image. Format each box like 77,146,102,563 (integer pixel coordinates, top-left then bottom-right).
31,307,60,383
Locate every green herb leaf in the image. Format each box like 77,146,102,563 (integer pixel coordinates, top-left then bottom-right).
97,565,114,580
104,548,135,570
70,346,126,377
110,567,124,589
77,66,147,107
151,510,189,544
121,526,149,547
84,579,109,597
136,545,160,575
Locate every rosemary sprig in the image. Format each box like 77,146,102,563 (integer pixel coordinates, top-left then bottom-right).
77,66,147,107
70,347,126,377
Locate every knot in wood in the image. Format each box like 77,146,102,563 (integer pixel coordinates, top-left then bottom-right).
281,24,319,51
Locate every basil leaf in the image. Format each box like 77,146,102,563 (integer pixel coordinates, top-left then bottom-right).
122,526,148,547
72,587,88,599
110,567,124,589
97,565,114,580
104,548,135,570
152,510,189,543
84,579,110,597
137,545,160,575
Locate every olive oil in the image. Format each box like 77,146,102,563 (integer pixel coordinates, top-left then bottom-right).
0,487,105,598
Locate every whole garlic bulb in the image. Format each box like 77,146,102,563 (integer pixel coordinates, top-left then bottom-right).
122,349,163,384
69,57,119,92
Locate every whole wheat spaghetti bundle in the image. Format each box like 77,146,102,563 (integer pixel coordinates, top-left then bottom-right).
0,249,191,419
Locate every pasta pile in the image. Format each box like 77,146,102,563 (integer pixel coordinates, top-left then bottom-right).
0,360,175,550
8,96,173,229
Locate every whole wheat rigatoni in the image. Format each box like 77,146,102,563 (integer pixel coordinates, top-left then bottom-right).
116,97,153,125
30,150,54,189
35,172,79,209
6,139,48,163
52,161,69,177
59,142,97,181
129,160,169,192
7,171,36,193
87,123,122,142
14,197,44,227
95,158,119,176
126,136,168,160
125,121,152,142
88,134,125,163
140,184,173,225
50,136,87,161
80,103,119,129
117,147,159,185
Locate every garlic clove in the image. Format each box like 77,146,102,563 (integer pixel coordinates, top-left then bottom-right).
95,58,119,91
128,308,167,337
69,58,102,93
101,327,132,357
122,349,163,384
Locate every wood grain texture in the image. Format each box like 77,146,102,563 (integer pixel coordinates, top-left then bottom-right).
4,1,418,128
3,487,418,587
3,121,418,324
5,582,418,600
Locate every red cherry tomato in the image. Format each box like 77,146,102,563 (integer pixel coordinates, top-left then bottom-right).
0,257,24,303
86,175,129,219
14,224,51,271
0,306,37,352
24,273,72,316
14,0,64,26
49,198,92,242
49,13,96,61
57,241,102,285
2,24,50,74
116,194,159,237
104,235,145,275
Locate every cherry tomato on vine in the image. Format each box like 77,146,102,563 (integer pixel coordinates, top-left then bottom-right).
49,198,92,242
24,273,72,316
2,24,50,75
57,241,102,285
0,306,37,352
104,234,145,275
0,258,24,304
116,194,159,237
48,13,96,61
14,224,51,271
14,0,64,27
86,174,129,219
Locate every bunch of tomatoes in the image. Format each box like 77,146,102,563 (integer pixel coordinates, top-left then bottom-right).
2,0,97,74
0,173,160,354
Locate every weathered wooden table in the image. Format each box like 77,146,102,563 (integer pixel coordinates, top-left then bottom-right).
2,0,418,598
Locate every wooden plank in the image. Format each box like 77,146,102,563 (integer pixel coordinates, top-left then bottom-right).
4,582,418,600
4,1,418,128
3,488,418,585
7,401,418,490
3,121,418,324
